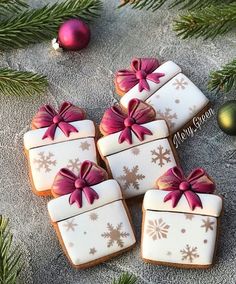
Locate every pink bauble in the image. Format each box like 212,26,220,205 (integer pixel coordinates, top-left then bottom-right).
57,18,91,51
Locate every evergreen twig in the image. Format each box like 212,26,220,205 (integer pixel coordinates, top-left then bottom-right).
112,272,137,284
173,3,236,39
208,59,236,93
118,0,234,11
0,216,22,284
0,0,28,15
0,68,48,96
0,0,102,50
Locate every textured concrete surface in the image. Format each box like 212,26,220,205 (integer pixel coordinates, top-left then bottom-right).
0,1,236,283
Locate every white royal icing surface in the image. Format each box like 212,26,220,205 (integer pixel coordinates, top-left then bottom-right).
145,73,209,133
143,190,223,217
120,61,181,108
48,180,123,222
98,120,169,157
29,137,97,192
142,210,218,266
105,139,177,199
56,200,136,266
24,120,95,150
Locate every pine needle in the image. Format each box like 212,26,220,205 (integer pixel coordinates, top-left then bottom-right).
0,216,22,284
112,272,137,284
208,58,236,93
173,3,236,39
0,0,102,50
0,0,28,15
0,68,48,96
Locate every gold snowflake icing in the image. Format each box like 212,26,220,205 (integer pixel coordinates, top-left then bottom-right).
185,214,194,220
90,212,98,221
67,158,81,174
201,217,215,232
151,145,171,167
146,218,170,240
180,245,199,263
131,147,140,155
80,141,91,151
118,166,145,190
173,78,188,90
155,108,177,130
101,222,129,248
63,219,78,232
33,152,56,172
89,247,97,255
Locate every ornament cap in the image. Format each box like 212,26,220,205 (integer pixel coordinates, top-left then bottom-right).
52,38,63,52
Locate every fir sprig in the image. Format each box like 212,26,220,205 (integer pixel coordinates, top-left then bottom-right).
0,0,28,15
0,68,48,96
0,216,22,284
208,59,236,93
173,3,236,39
0,0,102,50
112,272,137,284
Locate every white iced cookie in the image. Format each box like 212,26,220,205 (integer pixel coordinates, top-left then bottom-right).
48,161,136,268
23,102,97,196
97,99,178,199
141,167,223,268
116,58,209,134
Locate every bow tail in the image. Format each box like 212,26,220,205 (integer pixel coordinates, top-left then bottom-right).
59,121,78,137
164,190,182,208
131,124,152,141
83,186,99,205
147,72,165,83
42,124,57,140
69,189,83,208
184,190,202,210
138,79,150,92
119,127,132,144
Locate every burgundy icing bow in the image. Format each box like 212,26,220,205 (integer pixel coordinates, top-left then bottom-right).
115,58,165,93
52,161,108,208
157,167,215,210
32,101,85,140
100,99,156,144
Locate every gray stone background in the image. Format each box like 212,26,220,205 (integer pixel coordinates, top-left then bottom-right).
0,0,236,283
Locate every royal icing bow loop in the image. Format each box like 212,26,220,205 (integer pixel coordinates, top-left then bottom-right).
32,101,85,140
100,99,156,144
157,167,215,210
52,161,108,208
116,58,165,93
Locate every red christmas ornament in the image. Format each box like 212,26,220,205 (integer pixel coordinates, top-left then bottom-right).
53,18,91,51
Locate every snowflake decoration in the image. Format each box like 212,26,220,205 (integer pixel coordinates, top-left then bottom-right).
201,217,215,232
151,145,171,167
146,218,170,241
155,108,177,130
63,219,78,232
67,158,81,174
180,245,199,263
33,152,56,173
101,222,129,248
80,141,91,151
173,77,188,90
131,147,140,156
89,247,97,255
118,166,145,191
90,212,98,221
185,214,194,220
189,105,197,115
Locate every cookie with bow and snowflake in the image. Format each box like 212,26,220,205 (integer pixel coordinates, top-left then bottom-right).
97,98,179,199
141,166,223,268
47,160,136,268
115,58,210,134
23,102,98,196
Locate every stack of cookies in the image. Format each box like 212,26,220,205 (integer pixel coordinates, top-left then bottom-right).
23,57,223,269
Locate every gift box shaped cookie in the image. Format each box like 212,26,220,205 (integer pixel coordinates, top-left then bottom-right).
23,102,98,196
141,166,223,268
116,58,210,134
97,99,178,199
47,161,136,268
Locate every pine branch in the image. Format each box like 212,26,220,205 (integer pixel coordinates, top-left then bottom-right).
118,0,234,11
0,68,48,96
112,272,137,284
173,3,236,39
0,0,28,15
208,58,236,93
0,216,22,284
0,0,102,50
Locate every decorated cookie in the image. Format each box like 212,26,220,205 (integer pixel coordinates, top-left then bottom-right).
47,161,136,268
116,58,210,134
97,99,178,199
141,166,223,268
23,102,98,196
